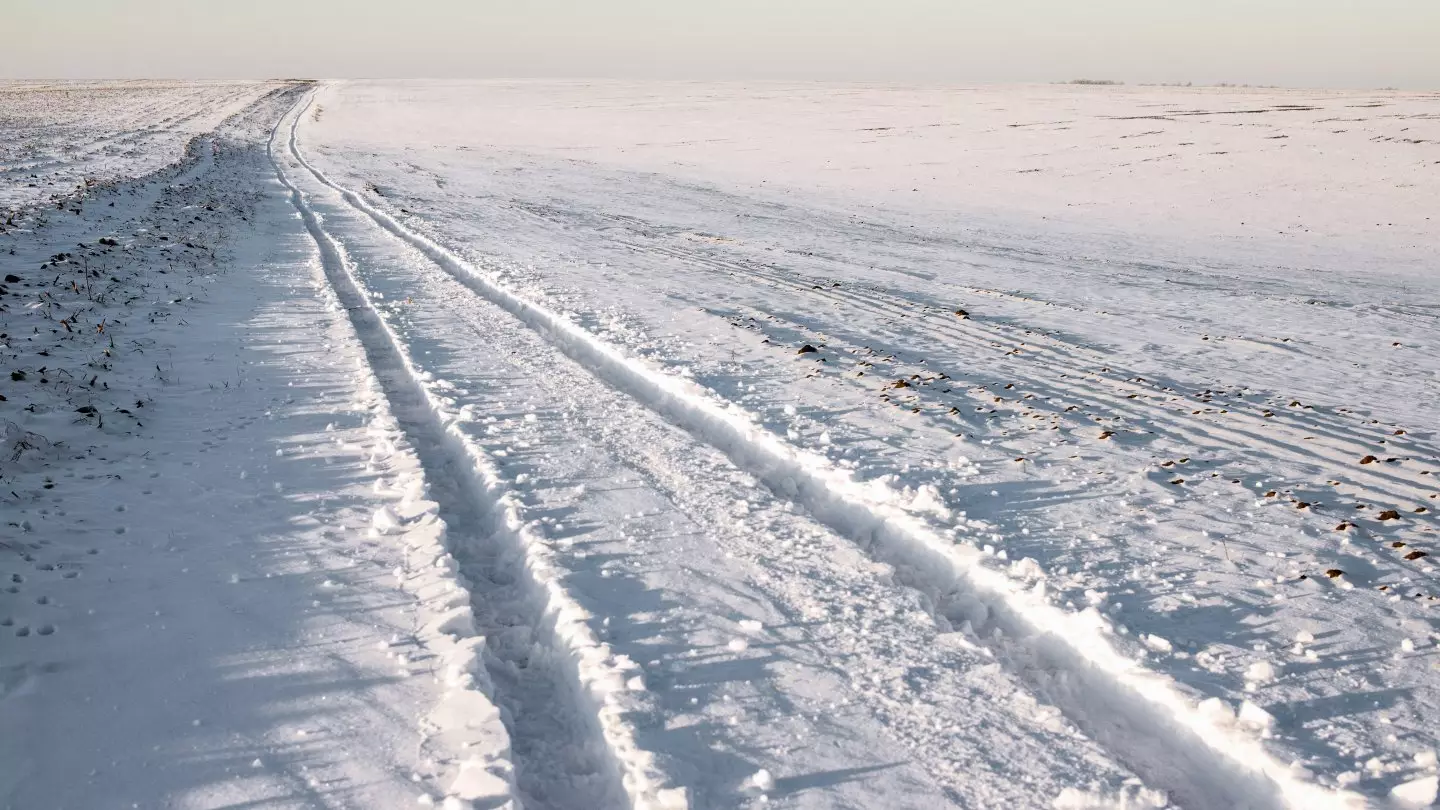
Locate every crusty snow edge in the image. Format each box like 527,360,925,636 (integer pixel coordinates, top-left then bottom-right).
275,95,689,810
289,92,1371,810
268,96,521,810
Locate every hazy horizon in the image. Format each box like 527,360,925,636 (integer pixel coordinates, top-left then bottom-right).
6,0,1439,90
2,0,1440,89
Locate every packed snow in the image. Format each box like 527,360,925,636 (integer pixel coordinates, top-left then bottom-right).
3,79,1438,810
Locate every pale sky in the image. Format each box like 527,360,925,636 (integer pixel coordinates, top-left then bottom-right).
4,0,1438,89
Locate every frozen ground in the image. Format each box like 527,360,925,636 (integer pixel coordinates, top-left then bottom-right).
2,80,1438,810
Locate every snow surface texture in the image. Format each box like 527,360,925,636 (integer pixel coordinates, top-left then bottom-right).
4,79,1439,809
2,84,514,810
0,81,275,212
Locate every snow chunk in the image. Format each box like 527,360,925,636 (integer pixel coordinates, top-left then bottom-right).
1197,697,1234,726
1244,660,1278,686
372,505,404,535
1237,700,1275,732
1141,634,1172,654
1390,775,1439,808
653,787,690,808
906,483,952,520
446,755,513,809
1010,557,1046,581
425,606,475,638
1052,784,1168,809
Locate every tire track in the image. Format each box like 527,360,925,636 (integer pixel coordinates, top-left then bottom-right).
286,94,1367,810
495,194,1435,494
290,156,1173,807
623,237,1439,514
270,94,686,810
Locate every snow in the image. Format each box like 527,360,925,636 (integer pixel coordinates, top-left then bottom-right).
5,78,1439,809
1238,700,1277,733
2,82,514,810
1390,775,1439,809
1053,783,1170,809
747,768,777,794
0,80,275,212
1245,660,1279,686
308,80,1437,278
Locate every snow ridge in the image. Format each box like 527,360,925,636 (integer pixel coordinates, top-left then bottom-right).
286,92,1370,810
273,96,687,810
268,96,521,810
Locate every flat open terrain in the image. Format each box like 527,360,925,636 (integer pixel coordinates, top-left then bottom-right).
0,80,274,211
3,80,1438,810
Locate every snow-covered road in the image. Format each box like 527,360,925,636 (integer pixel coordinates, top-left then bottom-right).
4,80,1439,809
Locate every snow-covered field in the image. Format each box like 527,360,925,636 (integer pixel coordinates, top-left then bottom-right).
0,81,276,213
3,80,1438,810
